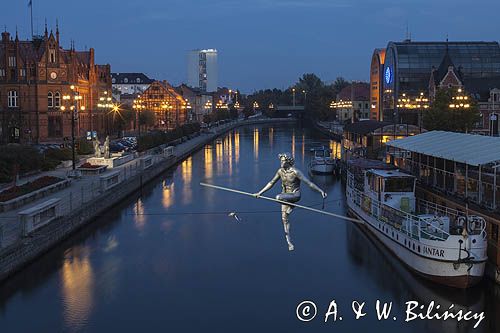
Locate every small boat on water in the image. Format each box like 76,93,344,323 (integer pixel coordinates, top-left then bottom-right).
346,159,487,289
309,146,338,174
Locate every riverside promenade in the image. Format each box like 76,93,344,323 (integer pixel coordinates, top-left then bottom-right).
0,118,296,282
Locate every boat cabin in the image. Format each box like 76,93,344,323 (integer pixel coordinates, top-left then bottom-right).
364,169,416,213
310,147,331,159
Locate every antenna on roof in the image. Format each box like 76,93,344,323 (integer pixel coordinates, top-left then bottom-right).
404,22,411,42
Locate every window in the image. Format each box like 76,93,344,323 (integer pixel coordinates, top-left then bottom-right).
112,78,116,83
0,69,5,77
136,78,141,83
49,49,56,63
124,78,128,83
19,68,26,77
48,91,54,108
8,56,16,67
8,90,18,108
55,92,61,107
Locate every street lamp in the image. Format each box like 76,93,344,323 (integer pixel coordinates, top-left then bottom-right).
62,85,82,171
132,96,146,135
292,88,296,107
98,91,113,135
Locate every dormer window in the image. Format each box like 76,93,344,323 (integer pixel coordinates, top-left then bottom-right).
136,78,141,83
124,78,128,83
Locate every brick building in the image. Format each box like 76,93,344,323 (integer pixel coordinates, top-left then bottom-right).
137,80,188,130
0,27,111,144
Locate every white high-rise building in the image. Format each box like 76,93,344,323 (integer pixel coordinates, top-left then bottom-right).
187,49,218,92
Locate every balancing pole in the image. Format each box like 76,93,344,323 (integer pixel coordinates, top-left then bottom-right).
200,182,363,224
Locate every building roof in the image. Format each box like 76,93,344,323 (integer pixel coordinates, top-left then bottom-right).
111,72,153,84
344,120,392,135
432,47,463,86
386,131,500,166
337,82,370,101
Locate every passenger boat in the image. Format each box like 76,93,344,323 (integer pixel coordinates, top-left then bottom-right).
309,147,337,174
346,159,487,288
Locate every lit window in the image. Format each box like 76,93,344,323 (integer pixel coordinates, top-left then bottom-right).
0,69,5,77
19,68,26,77
48,91,54,108
8,56,16,67
8,90,18,108
55,92,61,107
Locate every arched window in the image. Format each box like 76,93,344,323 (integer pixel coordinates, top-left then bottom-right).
54,92,61,108
48,91,54,108
8,90,18,108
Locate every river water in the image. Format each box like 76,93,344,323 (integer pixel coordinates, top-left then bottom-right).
0,123,499,333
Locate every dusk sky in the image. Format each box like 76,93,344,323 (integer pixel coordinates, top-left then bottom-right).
3,0,500,92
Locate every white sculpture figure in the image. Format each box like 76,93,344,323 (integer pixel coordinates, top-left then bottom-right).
103,136,111,159
93,138,101,158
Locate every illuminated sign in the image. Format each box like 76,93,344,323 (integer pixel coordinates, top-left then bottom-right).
385,66,392,85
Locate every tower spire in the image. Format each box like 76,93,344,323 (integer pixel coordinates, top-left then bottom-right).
56,19,60,44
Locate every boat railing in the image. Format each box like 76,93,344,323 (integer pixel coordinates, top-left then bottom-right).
417,198,461,220
349,187,451,242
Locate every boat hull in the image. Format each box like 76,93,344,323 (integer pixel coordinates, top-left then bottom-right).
347,203,485,289
309,162,336,174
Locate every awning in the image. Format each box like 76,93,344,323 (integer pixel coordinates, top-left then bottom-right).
386,131,500,166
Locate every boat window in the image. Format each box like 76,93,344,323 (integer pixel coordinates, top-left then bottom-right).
385,177,414,192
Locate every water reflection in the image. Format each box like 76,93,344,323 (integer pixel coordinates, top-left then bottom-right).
161,181,175,209
330,140,341,159
181,157,193,203
253,128,259,160
269,128,274,147
234,132,240,163
60,247,94,331
133,198,146,230
216,140,224,176
204,146,213,179
291,129,295,157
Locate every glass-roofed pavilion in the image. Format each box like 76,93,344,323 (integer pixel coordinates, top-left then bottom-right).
381,41,500,123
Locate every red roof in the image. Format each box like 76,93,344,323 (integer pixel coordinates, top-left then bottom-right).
337,82,370,101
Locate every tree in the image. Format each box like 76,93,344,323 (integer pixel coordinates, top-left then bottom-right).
423,88,480,132
139,110,156,128
331,77,349,95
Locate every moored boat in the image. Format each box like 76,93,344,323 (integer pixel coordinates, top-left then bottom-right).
346,159,487,289
309,146,338,174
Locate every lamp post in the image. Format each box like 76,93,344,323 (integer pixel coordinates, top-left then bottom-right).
98,91,113,136
61,85,82,171
253,101,259,114
292,88,296,107
132,95,145,136
449,88,471,133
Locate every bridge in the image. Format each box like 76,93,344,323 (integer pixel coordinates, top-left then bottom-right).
273,105,305,118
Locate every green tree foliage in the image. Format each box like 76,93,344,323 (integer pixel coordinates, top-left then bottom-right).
139,109,156,127
242,74,352,121
137,123,201,152
423,88,480,132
